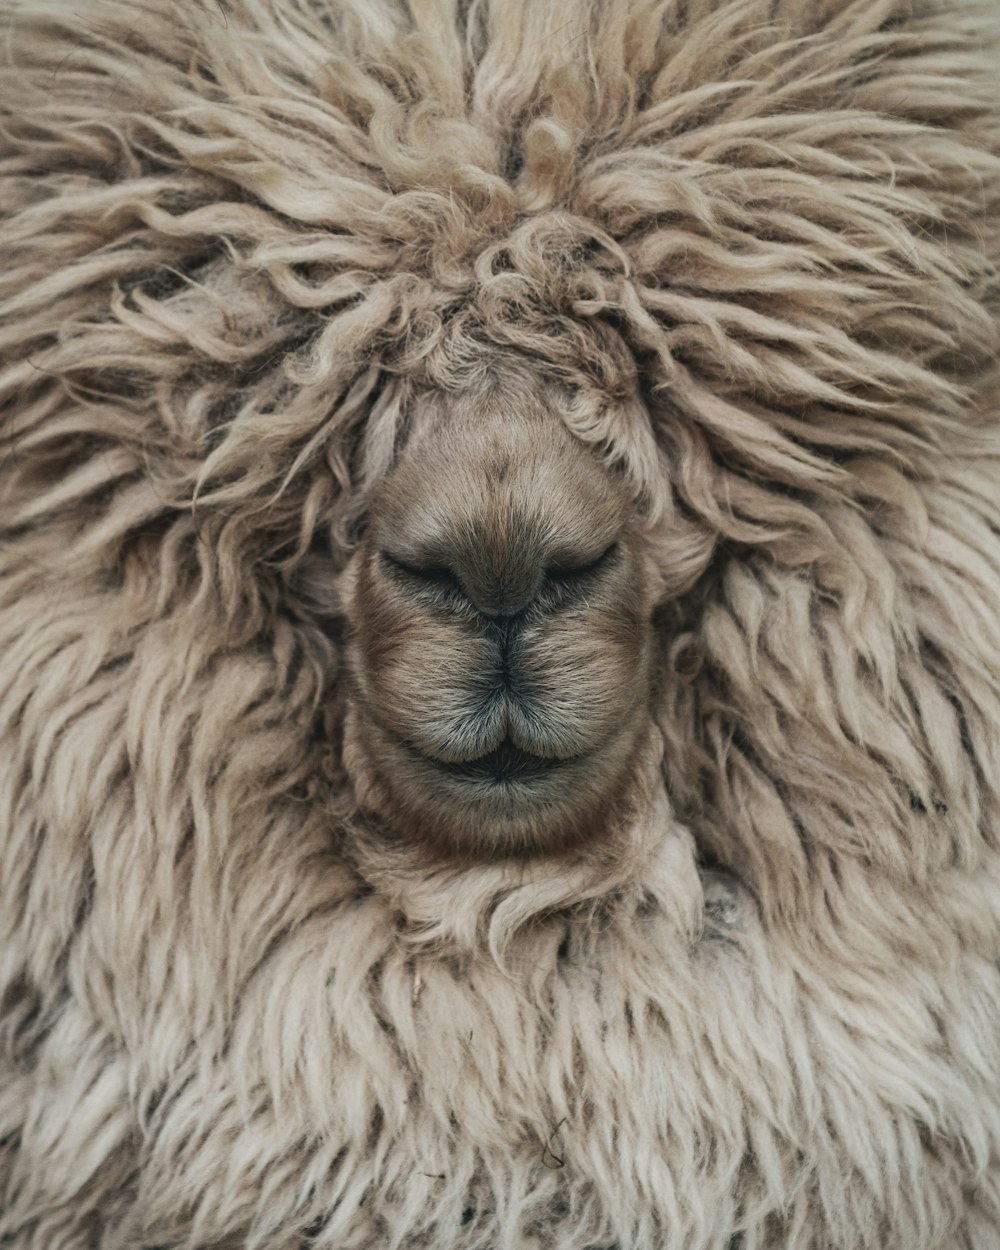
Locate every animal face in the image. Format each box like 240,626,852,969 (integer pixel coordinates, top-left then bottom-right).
339,369,658,856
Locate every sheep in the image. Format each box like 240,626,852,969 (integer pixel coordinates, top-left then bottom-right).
1,1,1000,1246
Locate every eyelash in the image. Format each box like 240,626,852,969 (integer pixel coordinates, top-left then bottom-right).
380,551,460,588
544,540,619,581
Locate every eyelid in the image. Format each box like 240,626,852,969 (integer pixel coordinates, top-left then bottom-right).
380,550,457,582
545,539,619,579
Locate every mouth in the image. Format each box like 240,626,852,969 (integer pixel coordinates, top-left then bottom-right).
419,738,570,786
352,714,652,851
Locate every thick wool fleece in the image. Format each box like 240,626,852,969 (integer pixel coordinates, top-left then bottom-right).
2,0,1000,1247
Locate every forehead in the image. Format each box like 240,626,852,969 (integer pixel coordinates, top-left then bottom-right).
397,370,607,479
370,372,629,549
399,373,614,472
409,367,563,443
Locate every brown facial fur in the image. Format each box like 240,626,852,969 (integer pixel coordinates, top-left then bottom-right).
340,367,656,856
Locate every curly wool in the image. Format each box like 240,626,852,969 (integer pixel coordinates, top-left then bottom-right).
2,0,1000,1247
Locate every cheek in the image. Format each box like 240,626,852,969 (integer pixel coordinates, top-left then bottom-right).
353,585,494,745
516,607,650,744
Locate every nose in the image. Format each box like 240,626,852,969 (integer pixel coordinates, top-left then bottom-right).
451,518,546,619
382,515,623,621
374,410,629,621
378,522,545,618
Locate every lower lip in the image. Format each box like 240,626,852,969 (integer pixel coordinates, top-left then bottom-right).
415,742,571,786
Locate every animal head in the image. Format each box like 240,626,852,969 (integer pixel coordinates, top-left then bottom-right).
3,0,995,904
339,361,660,856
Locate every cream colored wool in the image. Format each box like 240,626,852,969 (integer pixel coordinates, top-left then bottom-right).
2,0,1000,1246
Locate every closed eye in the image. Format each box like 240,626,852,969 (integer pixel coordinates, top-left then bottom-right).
380,550,459,588
545,539,619,582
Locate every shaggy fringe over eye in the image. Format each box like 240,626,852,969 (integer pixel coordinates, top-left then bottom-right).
2,0,1000,1247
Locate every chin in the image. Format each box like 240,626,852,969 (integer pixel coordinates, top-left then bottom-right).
343,702,656,857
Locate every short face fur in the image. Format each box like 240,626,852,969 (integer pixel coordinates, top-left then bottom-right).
340,368,658,856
